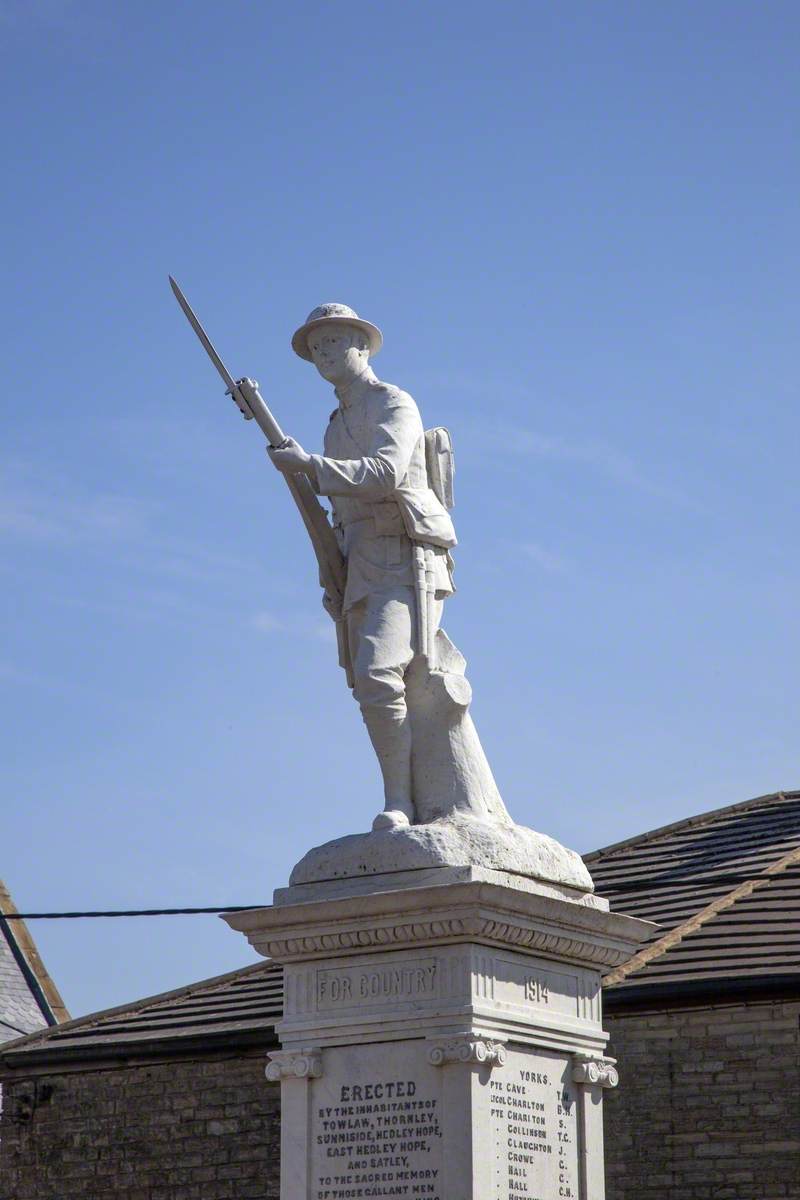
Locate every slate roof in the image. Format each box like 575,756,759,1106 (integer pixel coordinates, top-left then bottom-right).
0,960,281,1073
4,790,798,1068
585,790,800,1004
0,880,68,1044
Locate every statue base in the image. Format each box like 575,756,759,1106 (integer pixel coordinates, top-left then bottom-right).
288,813,593,894
224,866,653,1200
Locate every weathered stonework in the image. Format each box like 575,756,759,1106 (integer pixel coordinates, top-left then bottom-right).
604,997,800,1200
572,1053,619,1087
226,874,652,1199
427,1035,507,1066
266,1049,323,1081
0,1051,280,1200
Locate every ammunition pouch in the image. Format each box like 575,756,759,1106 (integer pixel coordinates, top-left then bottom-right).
394,486,457,549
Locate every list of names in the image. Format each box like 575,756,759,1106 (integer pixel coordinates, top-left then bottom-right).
487,1049,579,1200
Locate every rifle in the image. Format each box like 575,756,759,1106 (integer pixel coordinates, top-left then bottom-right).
168,277,353,687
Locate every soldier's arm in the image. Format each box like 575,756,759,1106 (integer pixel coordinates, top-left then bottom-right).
309,392,422,500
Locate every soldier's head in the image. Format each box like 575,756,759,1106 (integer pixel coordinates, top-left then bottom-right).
292,304,382,386
306,323,370,384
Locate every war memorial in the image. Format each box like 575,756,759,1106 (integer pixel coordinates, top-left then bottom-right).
160,285,653,1199
3,294,799,1196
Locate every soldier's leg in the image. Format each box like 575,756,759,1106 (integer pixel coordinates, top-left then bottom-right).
347,585,415,830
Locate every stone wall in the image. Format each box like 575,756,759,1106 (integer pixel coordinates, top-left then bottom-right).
4,998,799,1199
0,1049,280,1200
604,997,800,1200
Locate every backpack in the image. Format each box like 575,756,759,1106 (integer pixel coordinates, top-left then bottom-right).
424,427,455,511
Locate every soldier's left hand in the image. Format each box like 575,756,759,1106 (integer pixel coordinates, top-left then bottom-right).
268,437,312,474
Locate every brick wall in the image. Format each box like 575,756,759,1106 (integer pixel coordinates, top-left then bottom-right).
0,1049,280,1200
604,997,800,1200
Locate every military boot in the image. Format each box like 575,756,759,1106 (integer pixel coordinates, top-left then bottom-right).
360,706,414,830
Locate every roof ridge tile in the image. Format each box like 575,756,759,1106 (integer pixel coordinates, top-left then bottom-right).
585,790,799,862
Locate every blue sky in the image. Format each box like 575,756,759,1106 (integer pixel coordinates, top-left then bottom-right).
1,1,798,1018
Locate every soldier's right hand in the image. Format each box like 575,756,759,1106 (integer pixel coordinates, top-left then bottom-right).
322,591,343,622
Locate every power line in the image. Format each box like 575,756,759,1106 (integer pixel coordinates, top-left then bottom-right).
3,866,798,920
0,906,264,920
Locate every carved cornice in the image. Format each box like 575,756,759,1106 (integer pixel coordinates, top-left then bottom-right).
265,1050,323,1081
572,1055,619,1088
259,916,630,967
226,880,652,972
473,918,626,966
428,1037,507,1067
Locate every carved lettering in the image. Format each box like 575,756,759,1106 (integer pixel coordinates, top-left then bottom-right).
313,1065,442,1200
487,1048,579,1199
523,975,550,1004
340,1081,417,1102
317,961,438,1009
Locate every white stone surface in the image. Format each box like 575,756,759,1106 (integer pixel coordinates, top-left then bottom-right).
270,1036,615,1200
253,302,614,905
274,863,609,909
225,876,652,1199
218,302,654,1196
289,812,594,893
269,306,515,834
307,1041,443,1197
228,877,648,979
480,1043,581,1198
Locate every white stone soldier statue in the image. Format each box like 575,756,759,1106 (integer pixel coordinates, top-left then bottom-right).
268,303,512,835
171,280,592,889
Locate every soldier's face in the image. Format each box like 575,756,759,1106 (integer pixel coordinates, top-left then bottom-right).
308,324,367,384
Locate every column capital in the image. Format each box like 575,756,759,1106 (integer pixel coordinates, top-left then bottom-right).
265,1049,323,1081
571,1053,619,1088
428,1036,507,1067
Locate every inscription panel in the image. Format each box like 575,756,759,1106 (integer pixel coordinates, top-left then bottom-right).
491,954,580,1019
317,959,438,1012
312,1042,442,1199
485,1045,579,1199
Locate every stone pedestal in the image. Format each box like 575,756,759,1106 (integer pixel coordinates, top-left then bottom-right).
225,866,652,1200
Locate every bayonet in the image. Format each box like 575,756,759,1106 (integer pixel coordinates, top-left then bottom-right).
169,276,255,421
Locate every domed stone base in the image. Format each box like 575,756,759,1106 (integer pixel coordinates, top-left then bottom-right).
289,812,593,894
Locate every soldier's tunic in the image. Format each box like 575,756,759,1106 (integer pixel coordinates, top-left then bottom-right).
308,374,453,715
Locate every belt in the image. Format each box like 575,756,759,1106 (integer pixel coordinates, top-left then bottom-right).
335,502,406,538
